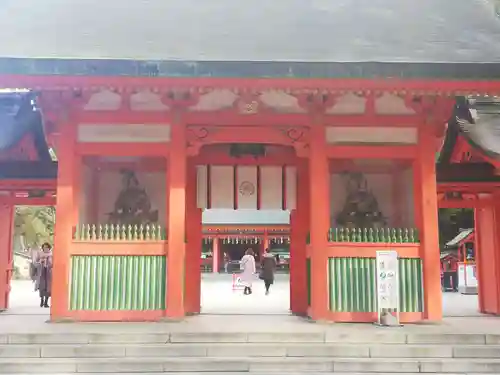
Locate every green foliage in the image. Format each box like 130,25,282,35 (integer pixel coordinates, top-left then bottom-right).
14,206,55,249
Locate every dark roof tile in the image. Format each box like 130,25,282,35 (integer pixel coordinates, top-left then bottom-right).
1,0,500,63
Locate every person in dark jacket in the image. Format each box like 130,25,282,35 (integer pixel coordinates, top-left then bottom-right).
34,242,53,308
260,248,276,295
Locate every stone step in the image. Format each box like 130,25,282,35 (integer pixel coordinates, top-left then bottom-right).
1,343,500,359
2,371,478,375
0,331,497,344
2,371,479,375
2,357,500,373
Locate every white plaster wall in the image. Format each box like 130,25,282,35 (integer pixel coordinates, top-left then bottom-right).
260,166,283,209
330,173,394,227
97,171,167,226
210,166,234,209
78,165,93,225
400,167,415,227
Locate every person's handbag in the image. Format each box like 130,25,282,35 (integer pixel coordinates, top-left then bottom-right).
258,270,265,280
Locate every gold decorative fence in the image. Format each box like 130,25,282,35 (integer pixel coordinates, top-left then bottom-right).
74,224,166,241
328,227,419,243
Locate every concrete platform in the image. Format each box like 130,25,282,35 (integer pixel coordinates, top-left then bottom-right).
1,274,492,335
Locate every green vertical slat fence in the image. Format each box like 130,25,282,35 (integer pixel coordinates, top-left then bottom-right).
399,258,424,313
69,256,166,311
328,257,423,313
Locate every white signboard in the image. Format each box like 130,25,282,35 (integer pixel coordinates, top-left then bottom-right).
376,250,400,326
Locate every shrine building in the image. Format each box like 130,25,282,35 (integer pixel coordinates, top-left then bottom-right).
1,0,500,323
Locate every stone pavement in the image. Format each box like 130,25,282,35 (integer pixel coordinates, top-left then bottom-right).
1,274,495,335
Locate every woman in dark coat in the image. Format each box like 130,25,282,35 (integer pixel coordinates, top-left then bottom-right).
260,248,276,295
35,242,53,308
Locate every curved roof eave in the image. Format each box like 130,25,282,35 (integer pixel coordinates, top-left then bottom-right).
0,92,51,161
458,97,500,162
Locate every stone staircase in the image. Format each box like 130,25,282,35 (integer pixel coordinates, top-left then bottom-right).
1,330,500,373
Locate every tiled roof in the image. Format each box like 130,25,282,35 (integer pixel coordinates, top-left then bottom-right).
446,228,474,247
1,0,500,63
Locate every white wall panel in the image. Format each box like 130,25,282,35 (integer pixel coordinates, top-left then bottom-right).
260,166,283,209
78,165,92,224
210,166,234,209
285,166,297,210
196,165,208,209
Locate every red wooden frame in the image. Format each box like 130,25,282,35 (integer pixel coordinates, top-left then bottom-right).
71,242,166,256
0,179,56,190
325,243,420,258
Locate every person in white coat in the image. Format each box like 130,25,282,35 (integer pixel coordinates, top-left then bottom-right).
240,248,256,295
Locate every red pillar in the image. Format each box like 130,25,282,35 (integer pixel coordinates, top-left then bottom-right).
416,124,442,321
475,203,500,314
308,125,330,321
51,123,77,321
290,160,309,315
185,160,202,314
166,123,187,318
0,203,14,311
212,239,220,273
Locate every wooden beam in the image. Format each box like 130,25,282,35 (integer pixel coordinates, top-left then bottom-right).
75,143,170,157
437,182,500,192
327,145,417,159
75,110,423,128
192,151,298,166
89,160,166,172
323,114,423,127
0,179,56,190
437,163,496,182
438,200,493,209
77,111,172,125
203,224,289,232
0,197,56,206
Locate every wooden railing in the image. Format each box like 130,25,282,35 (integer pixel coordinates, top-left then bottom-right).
328,227,419,243
74,224,166,241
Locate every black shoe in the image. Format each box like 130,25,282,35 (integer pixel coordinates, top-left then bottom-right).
43,303,49,308
40,300,44,307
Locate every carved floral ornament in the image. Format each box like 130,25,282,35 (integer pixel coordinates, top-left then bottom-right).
184,125,310,156
437,192,493,202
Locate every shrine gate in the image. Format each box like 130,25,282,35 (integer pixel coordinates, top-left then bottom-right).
0,0,500,323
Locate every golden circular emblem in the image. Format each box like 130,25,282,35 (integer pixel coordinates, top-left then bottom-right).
238,100,259,114
239,181,255,196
